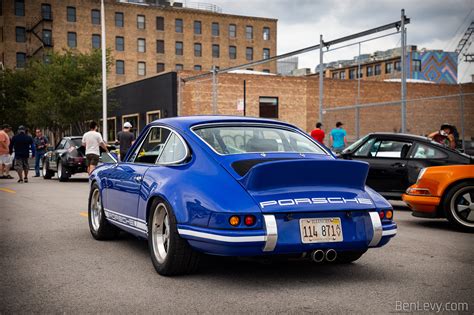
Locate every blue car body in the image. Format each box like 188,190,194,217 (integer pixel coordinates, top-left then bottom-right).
90,116,396,257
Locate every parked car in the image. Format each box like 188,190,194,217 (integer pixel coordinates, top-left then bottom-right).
403,165,474,232
88,116,397,276
339,133,472,199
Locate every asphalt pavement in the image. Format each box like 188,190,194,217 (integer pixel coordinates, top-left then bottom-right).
1,174,473,313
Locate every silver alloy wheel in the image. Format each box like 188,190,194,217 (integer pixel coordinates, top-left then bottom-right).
42,161,47,175
151,203,170,264
90,189,102,231
57,161,62,179
450,186,474,228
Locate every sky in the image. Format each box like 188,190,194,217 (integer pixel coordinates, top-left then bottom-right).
203,0,474,82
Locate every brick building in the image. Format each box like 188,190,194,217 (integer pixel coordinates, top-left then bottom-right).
0,0,277,86
317,46,458,84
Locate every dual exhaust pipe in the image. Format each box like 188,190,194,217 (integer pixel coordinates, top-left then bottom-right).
310,249,337,263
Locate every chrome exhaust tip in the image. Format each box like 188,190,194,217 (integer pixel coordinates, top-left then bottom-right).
325,249,337,262
311,249,325,263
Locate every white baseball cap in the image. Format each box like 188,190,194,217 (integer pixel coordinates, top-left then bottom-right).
124,122,132,128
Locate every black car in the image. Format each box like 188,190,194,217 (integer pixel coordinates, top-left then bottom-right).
42,136,87,181
340,133,472,198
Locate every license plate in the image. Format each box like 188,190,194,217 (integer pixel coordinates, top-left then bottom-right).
299,218,343,243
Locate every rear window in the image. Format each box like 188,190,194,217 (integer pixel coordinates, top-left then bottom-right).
194,125,326,155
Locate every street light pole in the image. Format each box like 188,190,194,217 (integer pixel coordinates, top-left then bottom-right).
101,0,108,142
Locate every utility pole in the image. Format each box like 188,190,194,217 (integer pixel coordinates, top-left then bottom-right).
101,0,108,141
319,34,324,124
212,66,217,114
400,9,407,133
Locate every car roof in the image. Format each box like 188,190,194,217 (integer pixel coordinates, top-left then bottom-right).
366,132,432,142
150,115,297,130
63,136,82,140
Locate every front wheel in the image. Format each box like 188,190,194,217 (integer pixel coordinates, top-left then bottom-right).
444,181,474,232
42,160,54,179
57,160,69,182
148,199,200,276
88,183,119,240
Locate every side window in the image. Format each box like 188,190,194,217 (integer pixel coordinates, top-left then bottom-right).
373,140,412,158
158,133,188,164
353,137,377,157
56,139,67,150
64,140,72,150
410,143,447,159
129,127,171,164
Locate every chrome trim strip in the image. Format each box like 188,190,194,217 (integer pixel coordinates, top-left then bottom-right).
382,228,397,236
104,208,146,223
108,219,147,235
177,229,265,243
263,214,278,252
368,212,383,247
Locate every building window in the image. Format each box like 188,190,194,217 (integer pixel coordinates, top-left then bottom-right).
340,72,346,79
175,19,183,33
229,46,236,59
41,4,52,20
146,110,161,124
115,12,124,27
246,26,253,39
374,64,381,75
246,47,253,61
138,62,146,76
349,69,356,79
175,41,183,55
385,62,393,74
212,44,220,58
42,29,52,46
156,63,165,73
194,20,201,34
67,7,76,22
263,27,270,40
332,72,339,79
91,9,100,25
194,65,202,70
229,24,236,38
92,34,101,49
413,59,421,72
116,36,124,51
156,40,164,54
116,60,125,75
263,48,270,59
395,60,401,71
262,69,270,73
15,0,25,16
176,64,183,71
212,22,219,36
67,32,77,48
138,38,146,52
367,66,373,77
259,97,278,119
122,115,139,139
16,52,26,68
137,15,145,29
156,16,164,31
15,27,26,43
194,43,202,57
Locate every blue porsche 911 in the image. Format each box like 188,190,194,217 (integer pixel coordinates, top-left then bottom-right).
88,116,397,275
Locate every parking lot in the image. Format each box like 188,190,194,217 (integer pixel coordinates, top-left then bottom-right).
0,175,472,313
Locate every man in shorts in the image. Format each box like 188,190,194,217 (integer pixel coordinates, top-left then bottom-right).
0,124,13,179
9,125,35,183
82,121,108,174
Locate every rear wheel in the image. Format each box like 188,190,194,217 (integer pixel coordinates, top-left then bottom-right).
444,181,474,232
148,199,200,276
57,160,69,182
88,183,118,240
335,250,366,264
42,160,54,179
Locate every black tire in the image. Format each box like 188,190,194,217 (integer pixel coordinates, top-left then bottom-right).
335,250,366,264
57,160,69,182
148,198,200,276
42,160,54,179
88,183,119,240
443,180,474,232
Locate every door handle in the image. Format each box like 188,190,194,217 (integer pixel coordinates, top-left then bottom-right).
391,162,406,168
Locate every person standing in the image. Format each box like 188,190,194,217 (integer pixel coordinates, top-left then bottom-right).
330,121,347,153
82,121,108,174
116,122,135,161
428,124,456,149
310,122,325,144
0,124,13,179
9,125,35,183
33,129,49,177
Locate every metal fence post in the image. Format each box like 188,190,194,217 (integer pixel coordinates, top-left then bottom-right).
356,42,361,139
212,66,217,114
460,93,465,151
319,34,324,125
401,9,407,133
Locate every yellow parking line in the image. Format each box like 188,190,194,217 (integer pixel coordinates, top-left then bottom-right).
0,188,16,194
79,212,88,217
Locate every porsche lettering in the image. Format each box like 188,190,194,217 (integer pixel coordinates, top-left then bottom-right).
259,197,373,208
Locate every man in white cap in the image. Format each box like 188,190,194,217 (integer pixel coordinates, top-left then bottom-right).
116,121,135,161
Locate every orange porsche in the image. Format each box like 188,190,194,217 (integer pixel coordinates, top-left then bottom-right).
402,165,474,232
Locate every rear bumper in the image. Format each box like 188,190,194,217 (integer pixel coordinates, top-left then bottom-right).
402,194,441,215
178,211,396,256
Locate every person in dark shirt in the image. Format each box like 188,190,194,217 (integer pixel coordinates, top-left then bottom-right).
33,128,49,177
310,122,325,144
116,122,135,161
9,126,35,183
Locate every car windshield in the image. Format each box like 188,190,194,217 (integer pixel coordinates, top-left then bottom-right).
343,135,369,153
194,125,327,155
71,138,83,147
